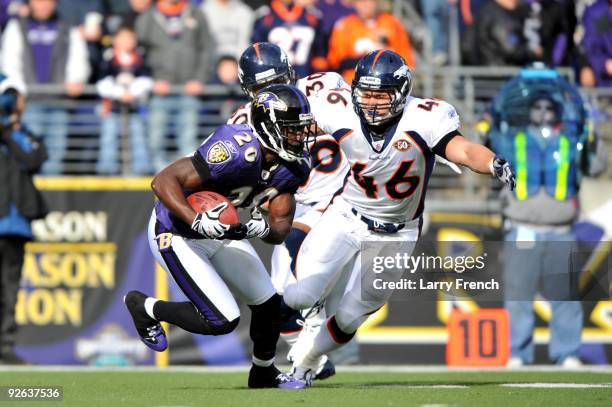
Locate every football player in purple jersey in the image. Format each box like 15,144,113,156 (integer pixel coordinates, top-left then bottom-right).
124,84,316,389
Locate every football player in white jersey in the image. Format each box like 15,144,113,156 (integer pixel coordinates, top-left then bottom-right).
228,42,353,379
283,50,516,385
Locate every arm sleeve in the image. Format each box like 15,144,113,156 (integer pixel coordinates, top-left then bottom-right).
193,126,249,182
1,20,25,85
96,76,123,99
582,8,607,81
431,130,462,159
66,27,91,83
309,89,353,135
424,101,461,149
2,128,47,172
129,76,154,98
191,150,212,183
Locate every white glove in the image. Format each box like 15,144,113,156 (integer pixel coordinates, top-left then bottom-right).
191,202,230,239
245,207,270,239
491,155,516,190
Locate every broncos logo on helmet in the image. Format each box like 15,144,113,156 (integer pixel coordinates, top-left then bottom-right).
393,65,410,80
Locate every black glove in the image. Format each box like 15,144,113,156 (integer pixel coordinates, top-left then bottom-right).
222,223,248,240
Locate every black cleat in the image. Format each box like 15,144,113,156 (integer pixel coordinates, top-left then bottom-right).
314,357,336,380
248,364,306,389
124,291,168,352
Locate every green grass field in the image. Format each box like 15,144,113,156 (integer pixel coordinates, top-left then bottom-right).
1,367,611,407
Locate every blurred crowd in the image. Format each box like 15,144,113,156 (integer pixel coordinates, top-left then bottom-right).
0,0,609,174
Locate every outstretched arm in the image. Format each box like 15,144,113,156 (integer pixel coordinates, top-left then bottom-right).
444,135,515,189
444,135,495,174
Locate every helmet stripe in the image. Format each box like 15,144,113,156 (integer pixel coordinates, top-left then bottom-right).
371,49,385,70
254,42,262,62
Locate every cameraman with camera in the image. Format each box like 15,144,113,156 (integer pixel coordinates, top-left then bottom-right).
0,74,47,365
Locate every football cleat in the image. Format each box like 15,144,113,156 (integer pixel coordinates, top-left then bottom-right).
248,364,307,389
314,355,336,381
124,291,168,352
288,366,314,387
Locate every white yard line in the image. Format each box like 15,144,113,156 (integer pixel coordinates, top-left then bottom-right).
500,383,612,388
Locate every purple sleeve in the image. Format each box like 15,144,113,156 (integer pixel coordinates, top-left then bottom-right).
552,34,567,66
194,126,250,184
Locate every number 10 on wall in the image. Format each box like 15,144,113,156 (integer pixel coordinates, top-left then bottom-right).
446,309,509,366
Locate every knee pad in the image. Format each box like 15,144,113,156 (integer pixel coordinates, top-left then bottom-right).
204,316,240,336
284,228,308,276
283,284,318,311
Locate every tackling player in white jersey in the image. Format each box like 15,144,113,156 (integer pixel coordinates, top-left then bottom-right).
283,50,516,385
228,42,353,379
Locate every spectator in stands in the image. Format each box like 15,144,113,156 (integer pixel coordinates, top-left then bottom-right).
251,0,327,77
523,0,576,67
136,0,213,171
489,65,607,367
420,0,456,66
103,0,152,35
201,0,253,61
327,0,415,83
1,0,90,174
213,55,239,86
0,74,47,365
301,0,354,47
581,0,612,87
96,25,153,175
55,0,105,82
473,0,542,66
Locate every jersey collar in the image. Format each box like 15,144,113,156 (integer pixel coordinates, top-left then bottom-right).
360,119,400,154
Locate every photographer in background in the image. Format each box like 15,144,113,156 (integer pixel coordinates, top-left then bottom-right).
0,74,48,365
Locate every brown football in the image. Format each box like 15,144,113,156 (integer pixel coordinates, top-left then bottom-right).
186,191,240,225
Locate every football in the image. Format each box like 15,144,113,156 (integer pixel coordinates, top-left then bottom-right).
186,191,240,225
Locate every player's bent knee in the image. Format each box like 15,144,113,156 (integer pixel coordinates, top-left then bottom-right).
203,316,240,336
283,284,318,310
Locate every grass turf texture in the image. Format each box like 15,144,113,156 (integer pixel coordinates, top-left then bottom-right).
1,370,611,406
